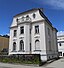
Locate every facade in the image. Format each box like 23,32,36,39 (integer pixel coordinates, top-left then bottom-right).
9,8,58,62
57,32,64,57
0,35,9,53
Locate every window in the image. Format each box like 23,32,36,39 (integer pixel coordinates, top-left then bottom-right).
59,52,62,56
63,53,64,56
30,43,31,51
49,40,51,51
26,15,29,20
35,25,39,34
35,40,40,50
20,40,24,51
59,43,61,46
57,39,59,40
20,26,24,34
48,28,50,36
16,18,18,22
13,42,16,51
33,13,36,18
14,30,17,37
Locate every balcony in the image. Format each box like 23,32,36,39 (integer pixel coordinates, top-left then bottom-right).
17,17,31,24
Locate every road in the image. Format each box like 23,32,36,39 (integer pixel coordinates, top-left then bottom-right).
0,58,64,68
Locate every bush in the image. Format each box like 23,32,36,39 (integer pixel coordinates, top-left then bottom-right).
0,54,41,65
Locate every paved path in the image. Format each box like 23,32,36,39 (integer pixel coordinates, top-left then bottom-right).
0,63,43,68
45,58,64,68
0,58,64,68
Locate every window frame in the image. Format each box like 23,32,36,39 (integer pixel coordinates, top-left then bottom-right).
59,43,61,46
20,26,24,34
48,28,50,36
19,40,24,51
13,30,17,37
35,25,39,34
13,42,16,51
59,52,62,56
49,40,52,51
35,40,40,51
33,13,36,18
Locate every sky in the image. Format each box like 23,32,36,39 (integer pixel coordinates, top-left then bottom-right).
0,0,64,35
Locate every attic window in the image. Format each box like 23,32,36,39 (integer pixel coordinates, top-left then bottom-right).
26,15,29,20
16,18,18,22
22,16,24,21
33,13,36,18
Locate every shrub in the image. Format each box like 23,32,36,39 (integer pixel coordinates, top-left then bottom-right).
0,54,41,65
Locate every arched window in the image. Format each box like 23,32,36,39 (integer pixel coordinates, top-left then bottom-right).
20,40,24,51
35,40,40,50
13,42,16,51
33,13,36,18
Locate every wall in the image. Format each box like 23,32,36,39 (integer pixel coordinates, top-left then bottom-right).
45,21,58,60
9,9,58,61
57,36,64,57
0,36,9,51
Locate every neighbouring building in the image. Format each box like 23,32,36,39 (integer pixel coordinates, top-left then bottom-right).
9,8,58,62
0,35,9,54
57,31,64,57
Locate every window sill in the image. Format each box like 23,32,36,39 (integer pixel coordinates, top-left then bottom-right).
35,33,40,35
34,50,41,52
13,36,17,37
11,50,17,52
20,33,24,35
18,50,25,52
19,34,24,36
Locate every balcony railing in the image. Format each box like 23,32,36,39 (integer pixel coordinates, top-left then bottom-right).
17,17,31,24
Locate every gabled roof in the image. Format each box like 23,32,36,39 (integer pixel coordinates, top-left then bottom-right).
39,9,52,26
14,8,52,26
14,8,52,25
14,8,41,17
39,9,58,31
12,8,58,31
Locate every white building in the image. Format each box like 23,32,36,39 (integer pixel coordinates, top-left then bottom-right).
57,31,64,57
9,8,58,62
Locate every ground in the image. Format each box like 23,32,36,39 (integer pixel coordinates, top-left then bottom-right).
0,58,64,68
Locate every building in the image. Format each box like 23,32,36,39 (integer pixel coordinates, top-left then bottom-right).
57,31,64,57
9,8,58,62
0,35,9,54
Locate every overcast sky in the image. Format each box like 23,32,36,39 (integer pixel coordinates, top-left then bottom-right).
0,0,64,35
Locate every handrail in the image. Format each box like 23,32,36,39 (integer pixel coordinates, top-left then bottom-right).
17,17,31,23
